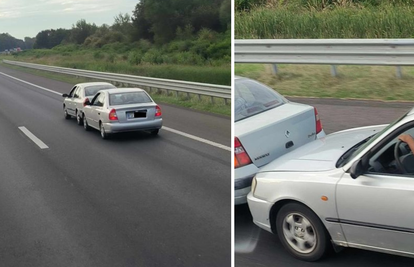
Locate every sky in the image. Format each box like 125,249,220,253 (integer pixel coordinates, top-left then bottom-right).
0,0,138,39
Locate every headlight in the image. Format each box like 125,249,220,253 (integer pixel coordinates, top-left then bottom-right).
251,176,257,196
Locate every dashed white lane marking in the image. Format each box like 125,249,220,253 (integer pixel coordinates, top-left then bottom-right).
0,72,61,95
163,126,231,151
1,71,231,152
18,127,49,149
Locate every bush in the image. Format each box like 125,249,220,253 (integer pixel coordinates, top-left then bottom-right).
128,51,142,65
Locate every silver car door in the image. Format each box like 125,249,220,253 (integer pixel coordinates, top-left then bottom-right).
90,93,105,128
72,87,82,116
336,171,414,254
66,86,77,115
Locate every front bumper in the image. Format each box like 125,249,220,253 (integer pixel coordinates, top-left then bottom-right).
247,192,273,233
103,118,163,133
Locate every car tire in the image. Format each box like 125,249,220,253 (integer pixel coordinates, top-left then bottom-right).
83,116,90,131
150,129,159,136
64,107,70,120
76,111,83,126
276,203,331,262
100,123,109,139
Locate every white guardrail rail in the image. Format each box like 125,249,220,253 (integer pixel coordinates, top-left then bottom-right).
2,60,231,103
235,39,414,65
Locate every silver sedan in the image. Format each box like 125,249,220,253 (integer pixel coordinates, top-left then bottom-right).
83,88,162,139
235,76,325,205
248,107,414,261
62,82,116,125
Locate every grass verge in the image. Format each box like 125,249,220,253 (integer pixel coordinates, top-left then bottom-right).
236,64,414,102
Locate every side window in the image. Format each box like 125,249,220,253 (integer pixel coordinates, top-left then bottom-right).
90,93,100,106
68,86,77,97
93,93,105,107
73,87,81,98
368,125,414,175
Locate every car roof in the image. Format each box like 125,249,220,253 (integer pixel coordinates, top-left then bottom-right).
104,88,146,94
76,82,115,87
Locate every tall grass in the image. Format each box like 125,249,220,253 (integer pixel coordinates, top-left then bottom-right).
235,3,414,38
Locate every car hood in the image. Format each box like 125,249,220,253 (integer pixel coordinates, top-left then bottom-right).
259,125,387,173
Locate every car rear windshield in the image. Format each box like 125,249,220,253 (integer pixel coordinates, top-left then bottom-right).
85,84,116,96
109,92,152,106
235,79,285,122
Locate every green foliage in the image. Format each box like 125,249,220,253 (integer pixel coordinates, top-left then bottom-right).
70,19,97,44
235,0,266,10
93,51,104,60
236,3,414,38
128,51,142,65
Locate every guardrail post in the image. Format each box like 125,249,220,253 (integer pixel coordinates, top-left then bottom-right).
331,65,338,77
396,66,402,79
224,98,228,105
198,95,201,101
211,96,215,104
271,64,278,75
175,91,179,98
186,92,190,99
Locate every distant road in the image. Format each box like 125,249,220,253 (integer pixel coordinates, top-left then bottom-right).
236,97,414,267
0,65,231,267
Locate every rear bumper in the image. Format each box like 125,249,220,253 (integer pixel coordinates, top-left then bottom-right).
103,118,163,133
235,164,259,205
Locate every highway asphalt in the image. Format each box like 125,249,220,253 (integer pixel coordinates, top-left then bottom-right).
0,65,231,267
236,97,414,267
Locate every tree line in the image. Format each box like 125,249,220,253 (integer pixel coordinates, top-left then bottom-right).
33,0,230,49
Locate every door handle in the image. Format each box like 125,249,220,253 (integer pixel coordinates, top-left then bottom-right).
285,141,294,149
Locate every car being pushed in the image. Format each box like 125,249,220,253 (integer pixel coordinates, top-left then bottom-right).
234,76,325,205
248,107,414,261
83,88,162,139
62,82,116,125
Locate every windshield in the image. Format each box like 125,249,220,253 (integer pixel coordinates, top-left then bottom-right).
235,78,286,122
85,84,116,96
337,111,409,167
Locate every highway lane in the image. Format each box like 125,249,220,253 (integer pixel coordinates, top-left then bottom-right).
236,98,414,267
0,65,231,267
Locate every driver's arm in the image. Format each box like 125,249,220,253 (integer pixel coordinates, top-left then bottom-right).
398,134,414,154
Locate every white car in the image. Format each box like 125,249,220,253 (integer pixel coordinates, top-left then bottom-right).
248,107,414,261
83,88,162,139
235,77,325,205
62,82,116,124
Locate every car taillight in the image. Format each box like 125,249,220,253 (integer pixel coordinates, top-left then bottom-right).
235,137,252,168
109,109,118,121
314,107,322,134
155,105,162,117
83,98,89,107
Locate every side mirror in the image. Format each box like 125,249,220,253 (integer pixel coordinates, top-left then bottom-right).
350,159,364,179
62,93,68,98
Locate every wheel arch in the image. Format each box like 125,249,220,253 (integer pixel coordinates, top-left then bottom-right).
269,199,328,237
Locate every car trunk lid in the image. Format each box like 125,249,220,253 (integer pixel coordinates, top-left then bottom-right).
236,102,317,168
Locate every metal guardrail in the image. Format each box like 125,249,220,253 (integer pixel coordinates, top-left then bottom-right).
235,39,414,65
2,60,231,103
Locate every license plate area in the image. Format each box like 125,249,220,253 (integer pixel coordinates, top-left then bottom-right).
127,110,147,119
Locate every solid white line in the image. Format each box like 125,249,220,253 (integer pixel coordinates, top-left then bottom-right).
1,71,230,152
163,126,231,151
0,72,61,95
18,127,49,149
